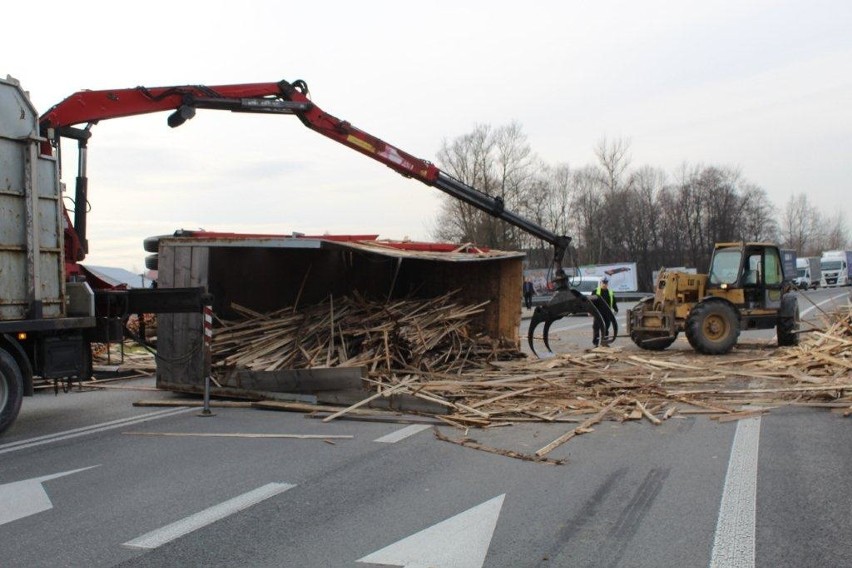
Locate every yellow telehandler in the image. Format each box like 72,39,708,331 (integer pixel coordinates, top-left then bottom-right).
627,242,800,354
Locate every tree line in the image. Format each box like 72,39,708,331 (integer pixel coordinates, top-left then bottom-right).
430,123,849,291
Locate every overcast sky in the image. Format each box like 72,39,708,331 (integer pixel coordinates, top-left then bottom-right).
4,1,850,272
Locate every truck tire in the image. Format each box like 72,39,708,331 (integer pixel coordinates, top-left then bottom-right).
630,331,678,351
0,348,24,434
145,254,158,270
686,300,740,355
143,234,169,253
777,295,800,347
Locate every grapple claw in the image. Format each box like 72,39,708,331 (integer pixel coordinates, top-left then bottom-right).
542,319,555,353
528,288,597,357
527,307,547,357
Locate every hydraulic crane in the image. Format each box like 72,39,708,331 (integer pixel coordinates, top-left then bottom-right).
39,78,617,355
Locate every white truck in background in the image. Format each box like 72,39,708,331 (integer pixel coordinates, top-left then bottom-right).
820,250,852,287
795,257,821,290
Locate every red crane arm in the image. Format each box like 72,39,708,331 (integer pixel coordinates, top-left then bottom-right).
40,80,442,184
39,82,284,130
276,81,441,185
39,77,584,353
41,78,564,273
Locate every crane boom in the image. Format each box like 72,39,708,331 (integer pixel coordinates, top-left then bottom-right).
39,78,612,354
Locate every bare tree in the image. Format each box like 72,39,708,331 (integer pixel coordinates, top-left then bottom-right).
570,166,607,263
427,121,825,291
519,162,575,268
670,163,713,268
780,193,822,255
594,137,632,193
622,166,667,289
820,210,850,251
739,184,777,242
431,122,536,250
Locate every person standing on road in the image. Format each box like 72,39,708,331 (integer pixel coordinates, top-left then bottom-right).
523,278,535,310
592,277,618,346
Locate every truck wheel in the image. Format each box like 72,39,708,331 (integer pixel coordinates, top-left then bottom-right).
630,331,677,351
143,234,170,253
686,300,740,355
0,348,24,434
777,296,800,347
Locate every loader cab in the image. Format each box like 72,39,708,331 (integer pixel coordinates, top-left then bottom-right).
708,243,784,310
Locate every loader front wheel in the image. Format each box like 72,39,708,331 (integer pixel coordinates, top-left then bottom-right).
777,295,800,347
630,331,677,351
686,300,739,355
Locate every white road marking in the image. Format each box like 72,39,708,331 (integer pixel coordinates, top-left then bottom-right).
373,424,432,444
799,292,849,317
770,292,847,342
123,482,296,550
358,494,505,568
0,466,99,526
710,417,761,568
0,408,194,455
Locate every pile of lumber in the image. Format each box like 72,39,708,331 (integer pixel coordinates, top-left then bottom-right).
211,292,522,376
92,344,156,373
126,313,157,342
399,304,852,427
212,297,852,431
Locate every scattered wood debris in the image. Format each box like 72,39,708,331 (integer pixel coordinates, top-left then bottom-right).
92,345,156,374
211,297,852,426
123,295,850,463
211,291,521,375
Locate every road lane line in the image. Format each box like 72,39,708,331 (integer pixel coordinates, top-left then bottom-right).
123,482,296,550
770,292,847,342
800,292,848,317
710,416,761,568
0,408,194,455
374,424,432,443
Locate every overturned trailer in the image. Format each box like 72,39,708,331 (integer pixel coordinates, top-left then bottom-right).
152,233,524,399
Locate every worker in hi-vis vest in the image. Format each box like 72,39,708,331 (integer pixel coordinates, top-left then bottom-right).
592,277,618,346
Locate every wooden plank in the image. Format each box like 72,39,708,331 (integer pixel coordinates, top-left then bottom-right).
470,386,536,409
156,243,176,386
535,396,624,457
713,409,770,423
133,399,254,408
123,431,353,440
316,390,451,415
321,377,417,423
251,400,387,416
635,400,662,425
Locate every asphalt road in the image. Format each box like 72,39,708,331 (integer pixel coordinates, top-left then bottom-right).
1,287,850,567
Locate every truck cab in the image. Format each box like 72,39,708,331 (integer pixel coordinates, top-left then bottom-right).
795,257,821,290
820,251,852,287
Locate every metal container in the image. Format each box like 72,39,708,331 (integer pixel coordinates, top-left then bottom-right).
154,235,524,392
0,76,65,321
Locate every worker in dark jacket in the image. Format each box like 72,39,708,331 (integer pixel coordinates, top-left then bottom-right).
592,277,618,346
523,278,535,309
